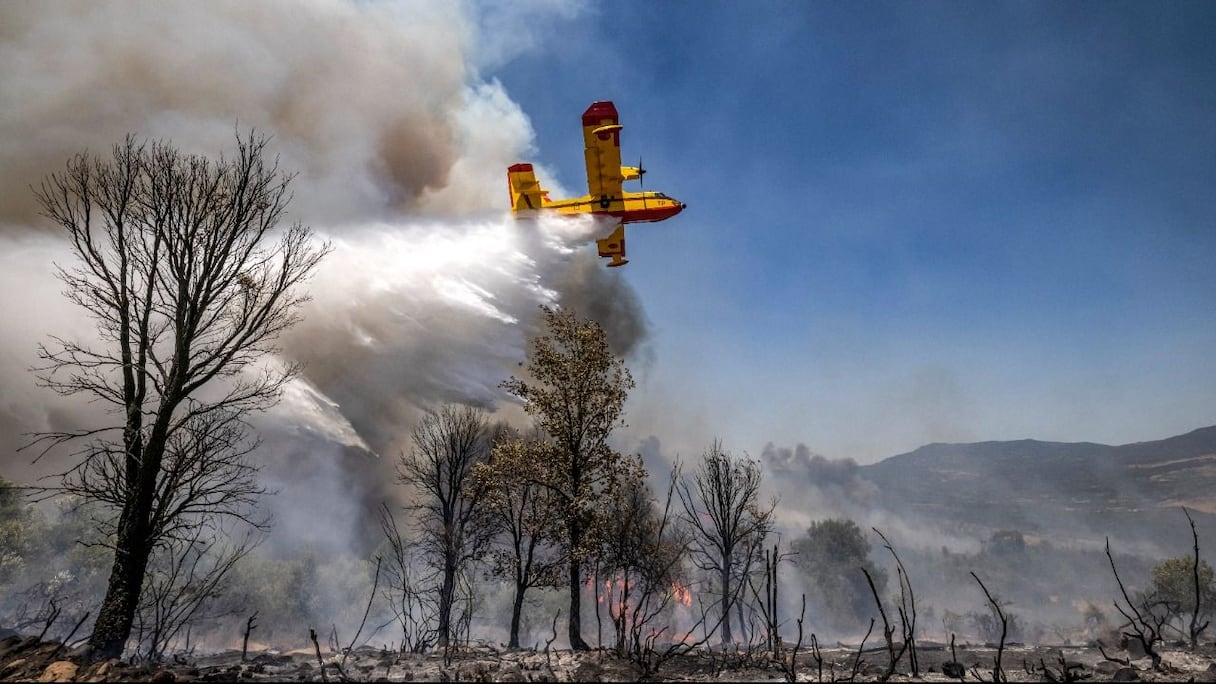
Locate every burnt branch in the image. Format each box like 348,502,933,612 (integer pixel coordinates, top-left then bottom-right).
46,611,92,663
1095,639,1129,666
874,527,918,677
862,565,907,681
339,556,382,673
36,599,62,643
309,628,327,683
133,522,260,662
241,611,257,662
777,593,806,683
378,503,439,654
846,617,875,683
970,572,1007,683
1183,507,1210,649
1104,537,1163,670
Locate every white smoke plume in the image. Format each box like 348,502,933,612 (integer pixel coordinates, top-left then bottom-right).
278,213,613,452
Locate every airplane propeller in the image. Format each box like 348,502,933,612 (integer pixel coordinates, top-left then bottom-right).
638,156,646,209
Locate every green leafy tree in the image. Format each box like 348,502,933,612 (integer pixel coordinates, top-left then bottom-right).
473,431,565,649
1149,554,1216,646
1151,557,1215,614
0,494,110,641
792,518,886,632
499,305,636,650
0,478,33,587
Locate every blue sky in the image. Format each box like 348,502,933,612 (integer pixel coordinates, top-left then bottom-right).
487,2,1216,461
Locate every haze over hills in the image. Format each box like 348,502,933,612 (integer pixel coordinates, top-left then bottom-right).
857,425,1216,554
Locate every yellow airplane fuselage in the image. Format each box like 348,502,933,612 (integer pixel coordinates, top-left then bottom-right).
528,190,686,225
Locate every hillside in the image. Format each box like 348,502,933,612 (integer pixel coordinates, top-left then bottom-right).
858,425,1216,550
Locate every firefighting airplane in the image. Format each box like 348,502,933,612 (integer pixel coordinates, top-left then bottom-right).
507,101,685,267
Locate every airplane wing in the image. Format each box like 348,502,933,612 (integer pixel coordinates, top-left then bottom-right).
596,223,628,267
582,101,624,205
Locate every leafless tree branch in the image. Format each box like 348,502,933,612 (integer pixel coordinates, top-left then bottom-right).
26,131,328,659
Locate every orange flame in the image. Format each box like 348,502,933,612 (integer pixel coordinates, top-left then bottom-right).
670,582,693,607
589,574,693,609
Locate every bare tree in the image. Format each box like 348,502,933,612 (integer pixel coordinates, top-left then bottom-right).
472,430,564,649
600,468,675,653
377,503,439,653
1182,507,1210,649
874,528,918,677
676,441,775,644
862,566,908,682
29,132,328,658
499,305,637,650
598,465,706,677
397,403,495,649
745,543,793,658
1105,537,1166,670
970,572,1008,683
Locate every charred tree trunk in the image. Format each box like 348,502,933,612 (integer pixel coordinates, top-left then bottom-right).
568,555,588,650
508,512,537,650
90,413,174,658
90,519,154,658
509,582,526,649
614,573,630,653
720,565,733,644
594,560,603,648
437,555,456,648
565,460,589,651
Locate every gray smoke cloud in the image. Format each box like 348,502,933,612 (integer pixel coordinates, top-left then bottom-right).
757,441,980,554
0,1,472,227
0,1,647,560
760,443,879,510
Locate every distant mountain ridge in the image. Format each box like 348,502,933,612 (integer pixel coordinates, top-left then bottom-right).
856,425,1216,548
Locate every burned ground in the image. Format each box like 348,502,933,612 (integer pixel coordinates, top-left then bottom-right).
5,634,1216,682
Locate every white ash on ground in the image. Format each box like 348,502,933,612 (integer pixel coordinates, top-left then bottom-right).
5,634,1216,681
